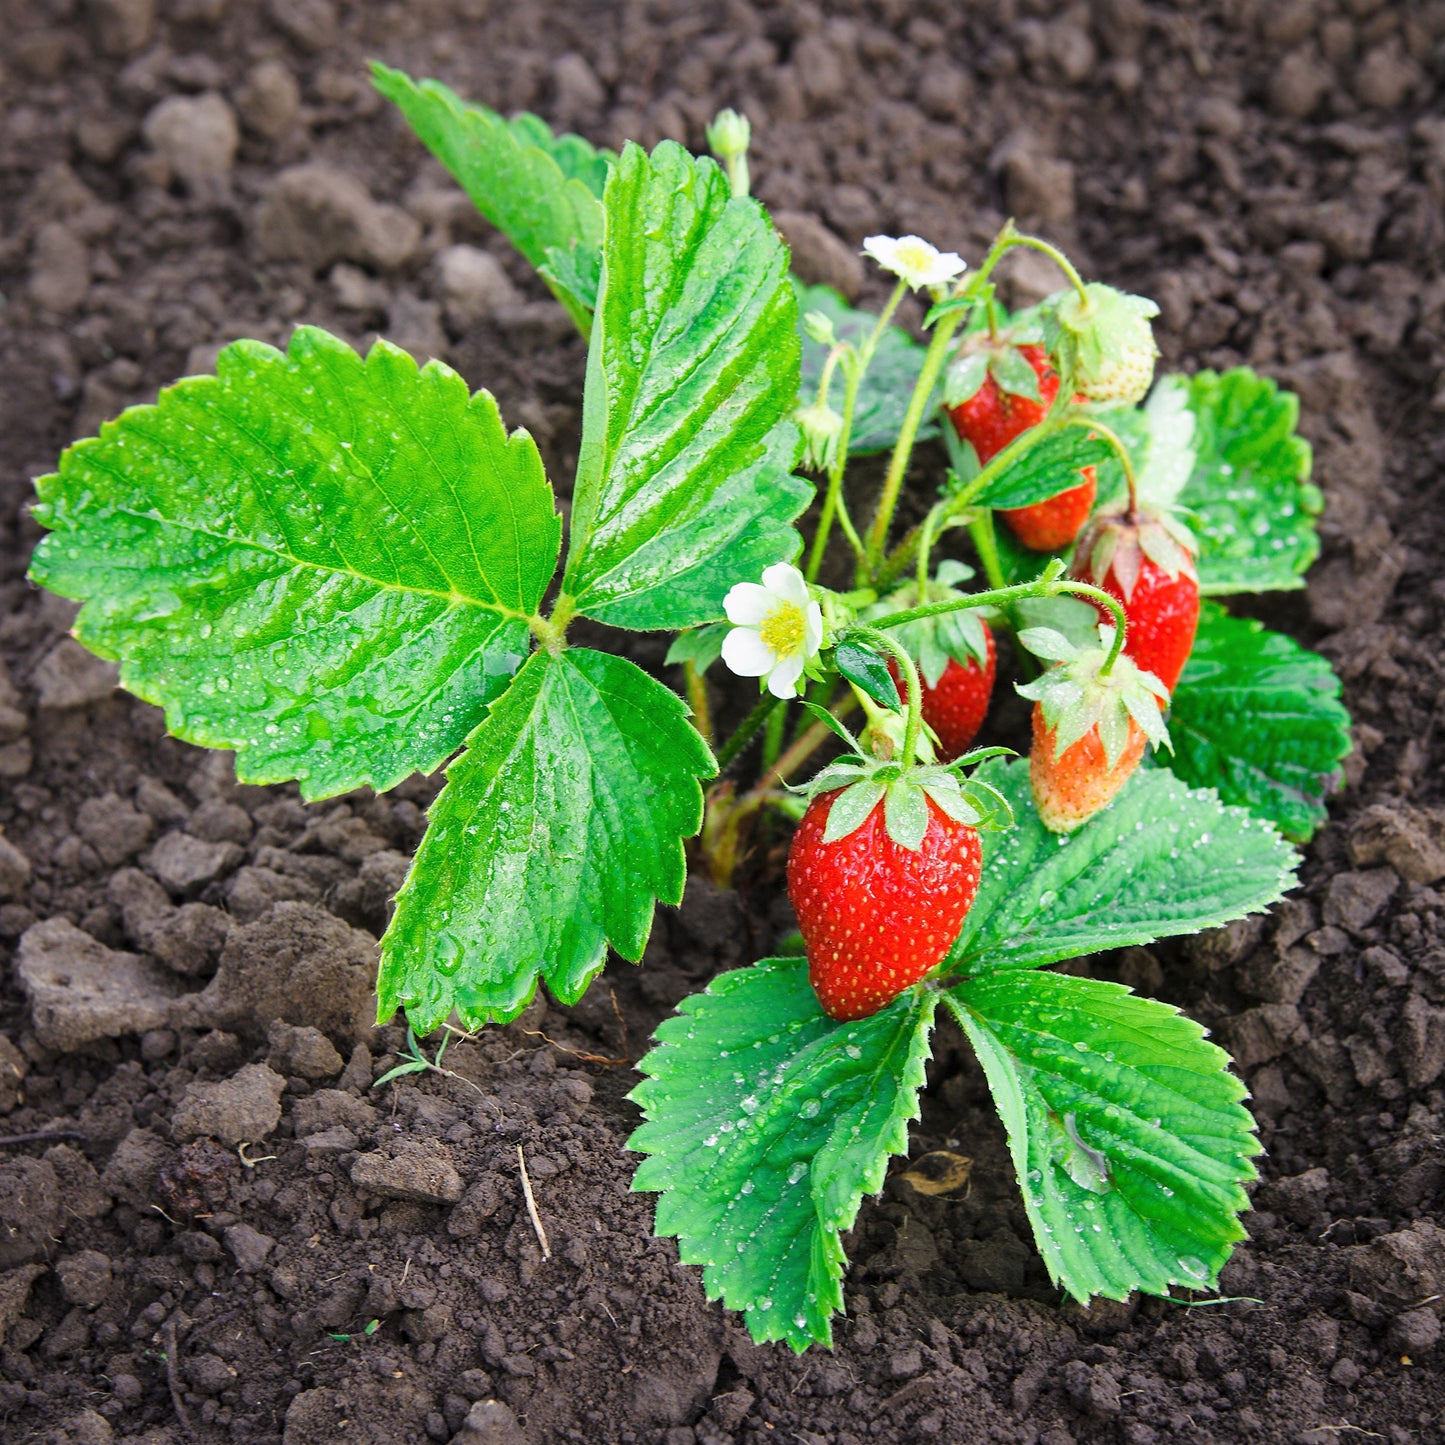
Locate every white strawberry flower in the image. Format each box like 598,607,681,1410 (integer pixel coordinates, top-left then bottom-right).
721,563,824,699
861,234,966,291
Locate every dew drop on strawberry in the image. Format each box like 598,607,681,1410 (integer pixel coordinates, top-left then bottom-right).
788,791,982,1022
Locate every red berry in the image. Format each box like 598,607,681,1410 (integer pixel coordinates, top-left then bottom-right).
947,344,1057,465
946,343,1096,553
1070,509,1200,693
788,790,982,1022
887,625,997,760
1029,706,1147,834
999,472,1098,553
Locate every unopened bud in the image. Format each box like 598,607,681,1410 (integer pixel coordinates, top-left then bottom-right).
706,108,751,159
795,401,844,473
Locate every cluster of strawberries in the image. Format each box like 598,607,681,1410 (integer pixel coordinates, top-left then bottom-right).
792,312,1202,1022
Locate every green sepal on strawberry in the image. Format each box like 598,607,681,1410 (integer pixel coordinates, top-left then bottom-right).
868,561,997,760
787,733,1013,1021
1046,282,1160,405
1016,623,1171,834
1070,505,1200,693
944,341,1097,552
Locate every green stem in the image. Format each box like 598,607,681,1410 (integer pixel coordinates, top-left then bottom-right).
725,152,750,199
864,311,965,570
682,660,712,745
1004,233,1091,305
807,282,908,583
761,701,787,772
1059,581,1129,674
968,512,1008,592
915,505,942,598
714,693,781,772
848,624,924,768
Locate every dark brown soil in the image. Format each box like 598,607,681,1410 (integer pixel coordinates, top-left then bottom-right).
3,2,1445,1443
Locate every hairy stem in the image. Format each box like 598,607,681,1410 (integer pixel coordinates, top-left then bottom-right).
683,659,713,745
864,311,964,571
807,282,908,583
848,624,924,768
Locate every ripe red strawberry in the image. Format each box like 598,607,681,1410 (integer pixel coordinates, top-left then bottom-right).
886,623,996,760
1029,708,1147,834
1016,623,1171,833
1070,507,1200,693
945,343,1097,553
999,476,1097,552
789,788,982,1022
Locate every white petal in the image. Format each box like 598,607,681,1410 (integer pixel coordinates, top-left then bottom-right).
759,562,808,608
766,653,805,698
721,627,773,677
723,582,774,627
803,600,824,655
861,235,899,268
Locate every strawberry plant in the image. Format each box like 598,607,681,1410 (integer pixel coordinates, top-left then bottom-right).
27,65,1354,1351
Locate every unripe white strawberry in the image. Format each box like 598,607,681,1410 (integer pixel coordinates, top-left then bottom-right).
1050,283,1160,406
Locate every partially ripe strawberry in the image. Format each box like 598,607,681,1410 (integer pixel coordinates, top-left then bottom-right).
1071,507,1200,692
1030,707,1147,834
887,624,996,760
789,789,982,1022
945,342,1097,553
1016,623,1170,834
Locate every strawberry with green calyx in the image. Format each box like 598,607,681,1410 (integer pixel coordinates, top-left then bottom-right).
944,341,1097,552
1016,624,1171,834
787,731,1013,1021
1070,504,1200,693
869,561,997,760
1046,282,1160,406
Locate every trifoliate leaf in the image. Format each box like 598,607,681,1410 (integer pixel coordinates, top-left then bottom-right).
946,759,1298,972
371,64,610,331
561,142,809,630
630,957,936,1351
945,971,1259,1303
795,283,935,455
29,328,560,800
377,648,714,1031
1167,603,1351,842
1179,368,1322,595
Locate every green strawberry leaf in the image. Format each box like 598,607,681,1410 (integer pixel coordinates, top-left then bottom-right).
561,142,809,631
970,427,1112,511
834,638,900,711
29,328,559,801
1166,602,1351,843
1179,367,1322,595
371,63,610,332
796,283,935,455
629,956,936,1351
946,759,1298,973
945,971,1259,1302
378,648,714,1032
664,622,730,675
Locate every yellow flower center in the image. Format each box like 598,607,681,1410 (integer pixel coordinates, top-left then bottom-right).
759,601,806,658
